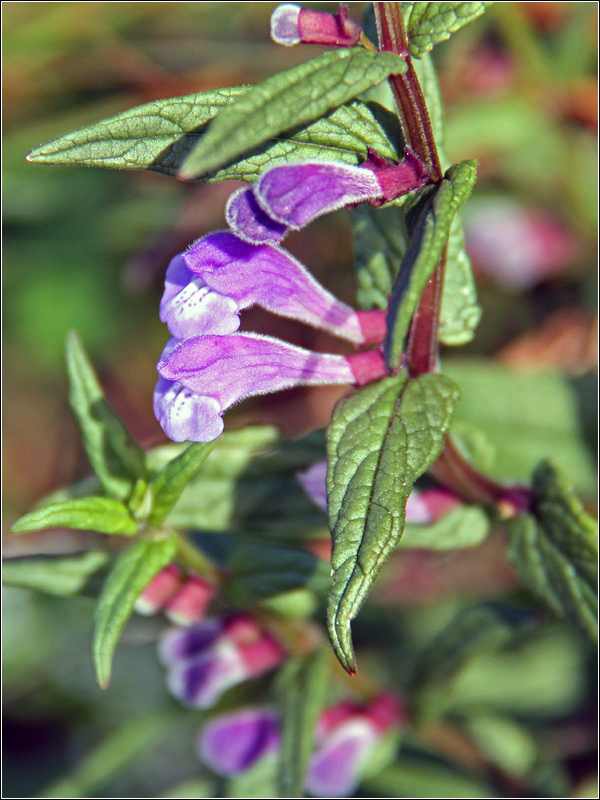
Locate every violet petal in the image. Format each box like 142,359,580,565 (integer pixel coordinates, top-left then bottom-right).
270,3,301,46
160,254,240,339
157,333,354,412
226,187,288,245
184,232,363,342
297,460,328,513
198,708,280,776
158,618,223,666
153,377,224,443
166,639,248,709
253,161,382,229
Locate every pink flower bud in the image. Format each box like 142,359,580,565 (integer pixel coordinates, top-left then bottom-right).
134,564,183,616
164,574,216,626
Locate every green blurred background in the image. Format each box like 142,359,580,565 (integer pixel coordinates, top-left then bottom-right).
3,3,597,797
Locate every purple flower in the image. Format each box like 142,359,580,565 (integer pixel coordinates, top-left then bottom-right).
159,614,286,709
197,707,280,777
154,155,431,444
305,693,406,798
271,3,363,48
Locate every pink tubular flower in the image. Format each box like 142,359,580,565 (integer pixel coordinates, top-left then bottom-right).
154,156,430,443
159,614,286,709
306,693,406,798
197,707,280,777
134,563,184,616
271,3,362,48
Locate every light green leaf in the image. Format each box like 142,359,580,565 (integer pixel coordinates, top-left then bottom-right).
93,536,177,688
224,541,329,607
326,372,460,672
11,497,138,536
27,89,399,180
226,754,278,799
2,551,109,596
403,2,494,58
148,440,216,526
459,713,538,778
400,503,489,550
38,713,172,798
179,48,408,179
276,646,330,798
66,331,146,501
384,160,477,369
508,461,598,642
444,361,596,494
351,203,408,311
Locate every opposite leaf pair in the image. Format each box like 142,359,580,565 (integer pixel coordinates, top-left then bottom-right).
155,155,430,443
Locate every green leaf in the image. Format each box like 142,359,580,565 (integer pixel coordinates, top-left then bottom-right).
276,647,330,798
2,551,109,596
507,461,598,642
93,536,177,688
179,48,408,179
403,2,494,58
224,541,329,607
384,160,477,370
400,503,489,550
148,440,216,526
27,88,399,180
11,497,138,536
66,331,146,501
38,713,172,798
443,361,597,494
459,713,537,778
326,372,460,672
351,203,408,311
226,754,278,799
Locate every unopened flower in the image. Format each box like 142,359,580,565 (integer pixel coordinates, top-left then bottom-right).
164,574,216,627
159,614,286,709
197,707,280,777
134,563,183,616
271,3,363,48
306,693,406,798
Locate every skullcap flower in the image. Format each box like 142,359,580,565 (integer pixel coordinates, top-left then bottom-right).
159,614,286,709
270,3,363,48
155,154,430,444
197,707,280,777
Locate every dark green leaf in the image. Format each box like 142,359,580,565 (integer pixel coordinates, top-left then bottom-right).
351,203,408,311
38,713,172,798
148,440,216,526
276,647,330,798
66,331,146,501
28,89,398,180
326,372,460,672
400,503,489,550
403,2,494,58
508,461,598,642
179,48,408,179
2,551,109,596
11,497,138,536
93,536,177,688
224,541,329,607
384,161,477,370
444,361,596,494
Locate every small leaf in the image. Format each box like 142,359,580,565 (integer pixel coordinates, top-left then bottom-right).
224,541,329,607
93,536,177,688
2,551,109,596
179,48,408,179
66,332,146,501
326,372,460,672
276,647,330,798
148,440,216,526
403,2,494,58
384,160,477,370
28,90,398,180
439,213,482,344
507,461,598,642
400,504,489,551
11,497,138,536
351,203,408,311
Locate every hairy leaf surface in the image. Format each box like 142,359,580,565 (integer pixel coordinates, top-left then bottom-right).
179,48,407,179
11,497,138,536
326,372,460,672
148,441,216,526
403,2,493,58
508,461,598,642
93,536,177,688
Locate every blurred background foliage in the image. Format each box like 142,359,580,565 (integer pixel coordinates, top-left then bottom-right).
3,2,597,797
